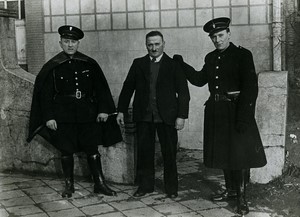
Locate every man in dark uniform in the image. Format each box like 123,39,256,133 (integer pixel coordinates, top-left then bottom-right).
174,17,267,215
116,31,190,198
27,25,121,198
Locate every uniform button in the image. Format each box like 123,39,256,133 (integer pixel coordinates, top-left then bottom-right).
75,72,78,74
216,76,219,79
216,86,219,89
60,77,63,79
87,74,89,77
75,77,78,80
69,61,71,64
216,66,219,69
218,56,221,59
76,83,78,85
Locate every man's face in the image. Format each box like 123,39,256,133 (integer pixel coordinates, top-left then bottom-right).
146,35,165,58
210,29,230,51
59,38,80,56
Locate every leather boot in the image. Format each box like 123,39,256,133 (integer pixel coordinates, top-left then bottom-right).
61,155,75,198
235,170,249,216
87,154,117,196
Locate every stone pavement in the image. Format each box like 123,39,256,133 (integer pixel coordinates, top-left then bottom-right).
0,150,282,217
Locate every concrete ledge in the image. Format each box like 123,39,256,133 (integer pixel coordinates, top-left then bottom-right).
251,71,288,183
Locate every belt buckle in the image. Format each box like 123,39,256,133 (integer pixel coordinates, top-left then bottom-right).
214,94,219,102
75,90,82,99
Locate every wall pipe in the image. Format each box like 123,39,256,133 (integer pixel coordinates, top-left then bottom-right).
273,0,282,71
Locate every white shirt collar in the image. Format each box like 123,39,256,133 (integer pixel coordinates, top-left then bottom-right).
150,53,163,62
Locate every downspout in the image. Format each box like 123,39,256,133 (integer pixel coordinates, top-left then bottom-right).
273,0,282,71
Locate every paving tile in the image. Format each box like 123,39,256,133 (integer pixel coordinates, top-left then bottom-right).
111,184,136,191
0,177,33,185
110,200,147,211
22,186,57,196
180,199,220,211
246,212,274,217
6,204,44,216
31,192,63,203
168,211,204,217
48,208,86,217
0,208,9,217
24,213,49,217
102,192,132,202
122,207,164,217
0,196,35,207
94,212,126,217
16,180,46,188
39,200,75,212
198,207,236,217
153,202,192,215
71,195,104,207
140,193,174,205
72,188,95,199
80,203,115,215
0,184,18,192
49,183,84,192
0,190,26,200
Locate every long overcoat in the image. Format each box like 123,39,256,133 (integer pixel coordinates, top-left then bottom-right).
182,43,266,170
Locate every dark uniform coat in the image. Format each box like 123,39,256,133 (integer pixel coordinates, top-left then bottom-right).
182,43,266,170
117,53,190,124
27,51,122,147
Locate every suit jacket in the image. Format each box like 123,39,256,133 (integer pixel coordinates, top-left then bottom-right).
118,53,190,125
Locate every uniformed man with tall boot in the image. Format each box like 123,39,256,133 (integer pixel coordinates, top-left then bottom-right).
174,17,267,216
27,25,122,198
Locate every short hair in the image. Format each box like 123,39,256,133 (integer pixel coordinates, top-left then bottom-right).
146,31,164,40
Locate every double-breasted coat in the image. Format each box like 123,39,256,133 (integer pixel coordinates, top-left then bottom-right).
181,43,267,170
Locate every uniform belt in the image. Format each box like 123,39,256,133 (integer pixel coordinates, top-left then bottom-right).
58,90,86,99
211,93,240,102
212,94,232,102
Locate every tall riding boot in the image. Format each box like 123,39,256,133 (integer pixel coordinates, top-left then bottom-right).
235,169,249,216
212,169,237,201
61,155,75,198
87,154,117,196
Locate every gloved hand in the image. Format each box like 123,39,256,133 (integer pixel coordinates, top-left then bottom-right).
235,121,249,134
173,54,184,63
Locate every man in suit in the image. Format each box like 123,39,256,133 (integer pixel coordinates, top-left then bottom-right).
174,17,267,215
116,31,190,198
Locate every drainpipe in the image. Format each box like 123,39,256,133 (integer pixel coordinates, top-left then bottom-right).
273,0,282,71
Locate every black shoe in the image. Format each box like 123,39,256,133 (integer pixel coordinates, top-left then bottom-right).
94,183,117,196
167,193,178,199
212,189,237,201
133,188,153,197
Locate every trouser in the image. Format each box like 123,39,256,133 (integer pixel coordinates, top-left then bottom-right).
136,121,178,194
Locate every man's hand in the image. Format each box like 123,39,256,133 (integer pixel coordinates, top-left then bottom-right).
116,112,124,127
97,113,108,122
173,54,184,63
46,119,57,131
175,118,185,130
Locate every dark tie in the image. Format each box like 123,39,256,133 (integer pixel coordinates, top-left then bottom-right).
151,57,156,63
